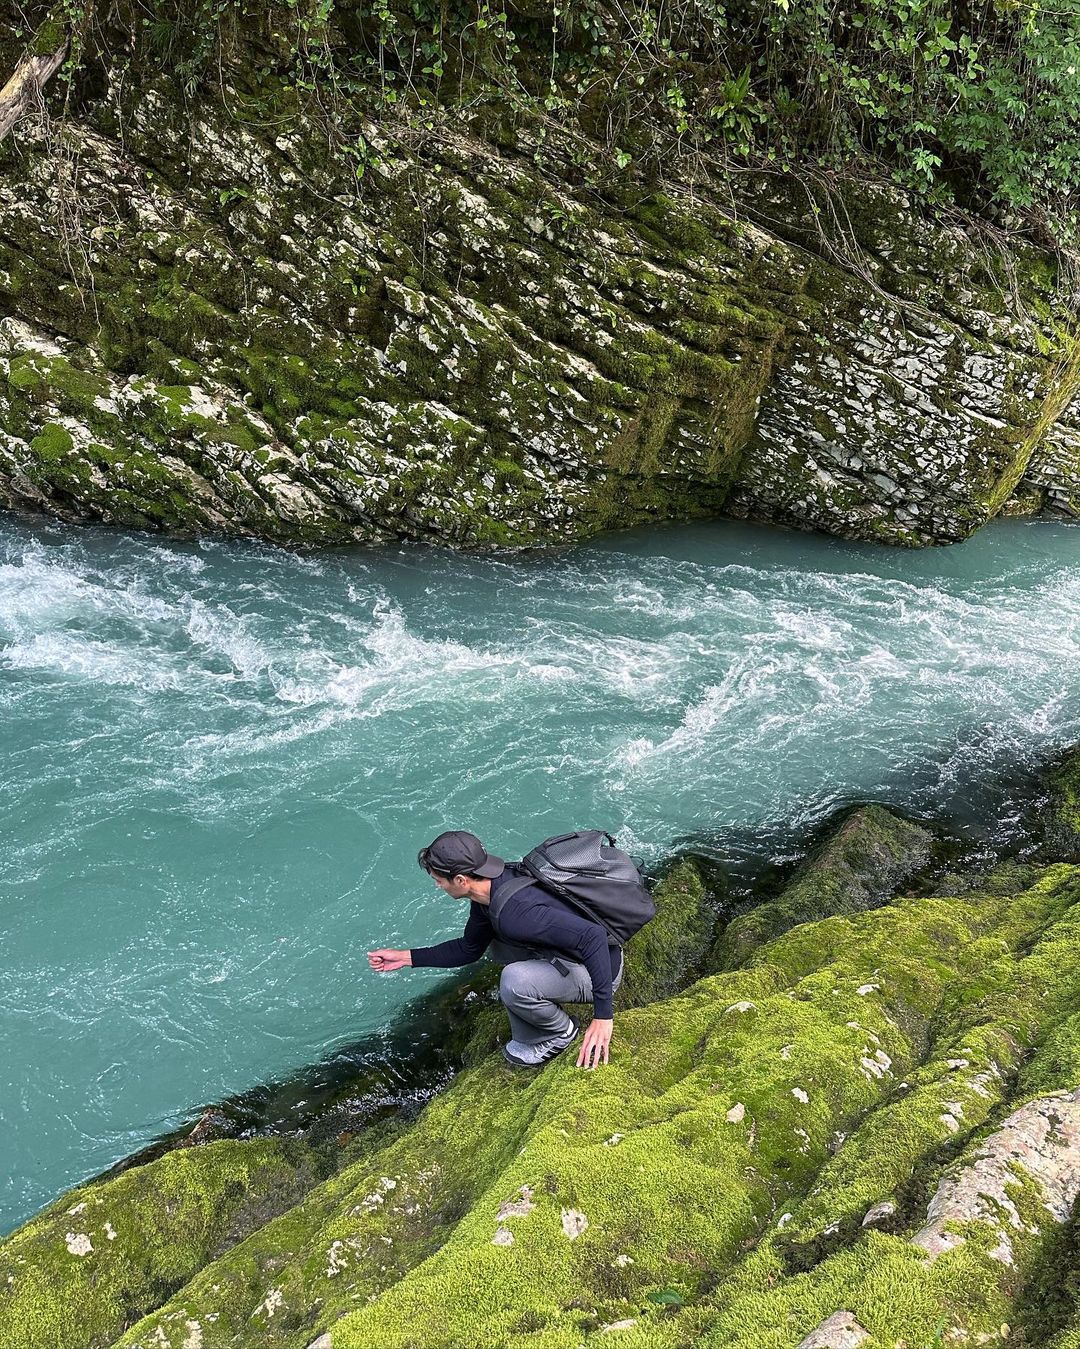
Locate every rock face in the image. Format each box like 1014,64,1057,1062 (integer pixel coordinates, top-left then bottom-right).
1,59,1078,547
7,766,1080,1348
1039,748,1080,862
714,803,935,968
795,1311,870,1349
912,1088,1080,1265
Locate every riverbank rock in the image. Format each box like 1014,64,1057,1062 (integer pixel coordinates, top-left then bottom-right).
713,803,934,969
7,840,1080,1346
1,44,1078,547
1037,747,1080,862
0,1139,320,1349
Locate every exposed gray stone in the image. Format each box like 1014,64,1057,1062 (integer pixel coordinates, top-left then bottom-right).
795,1311,870,1349
913,1087,1080,1265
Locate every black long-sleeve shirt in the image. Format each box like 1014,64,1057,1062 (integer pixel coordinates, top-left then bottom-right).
410,877,621,1019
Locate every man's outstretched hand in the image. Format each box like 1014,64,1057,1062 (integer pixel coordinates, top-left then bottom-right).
368,949,412,972
577,1017,612,1069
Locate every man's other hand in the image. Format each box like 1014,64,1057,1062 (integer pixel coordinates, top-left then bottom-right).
368,949,412,972
577,1018,612,1069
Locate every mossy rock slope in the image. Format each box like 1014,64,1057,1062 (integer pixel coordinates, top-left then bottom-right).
0,1138,320,1349
7,798,1080,1347
713,803,935,969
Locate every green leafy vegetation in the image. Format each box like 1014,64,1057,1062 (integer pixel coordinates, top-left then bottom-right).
30,0,1080,251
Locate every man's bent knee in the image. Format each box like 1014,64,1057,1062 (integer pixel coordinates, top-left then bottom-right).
499,961,532,1004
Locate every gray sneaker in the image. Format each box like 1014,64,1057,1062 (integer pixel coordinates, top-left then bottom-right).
502,1016,579,1069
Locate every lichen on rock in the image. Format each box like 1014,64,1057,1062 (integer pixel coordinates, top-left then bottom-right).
1,51,1076,549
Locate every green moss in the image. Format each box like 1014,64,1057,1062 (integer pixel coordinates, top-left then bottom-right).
30,423,74,460
110,1065,548,1347
28,17,67,57
779,866,1080,1261
617,858,717,1007
35,358,111,408
714,805,934,970
6,359,46,395
1038,748,1080,862
291,886,1039,1348
983,338,1080,521
0,1139,318,1349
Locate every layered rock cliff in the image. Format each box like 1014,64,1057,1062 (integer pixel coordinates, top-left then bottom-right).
1,8,1078,548
5,752,1080,1349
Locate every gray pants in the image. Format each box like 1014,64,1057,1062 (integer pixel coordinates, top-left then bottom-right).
490,939,624,1047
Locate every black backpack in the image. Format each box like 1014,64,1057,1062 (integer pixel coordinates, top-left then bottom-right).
490,831,655,948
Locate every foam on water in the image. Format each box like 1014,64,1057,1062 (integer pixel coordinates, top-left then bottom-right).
0,510,1078,1234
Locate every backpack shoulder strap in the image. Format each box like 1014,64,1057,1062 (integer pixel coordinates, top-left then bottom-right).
487,869,534,932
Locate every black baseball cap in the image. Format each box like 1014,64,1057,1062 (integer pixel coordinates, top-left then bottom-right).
418,830,505,879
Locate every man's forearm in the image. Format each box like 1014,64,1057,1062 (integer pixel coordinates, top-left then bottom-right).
410,937,485,967
580,940,614,1019
368,948,412,972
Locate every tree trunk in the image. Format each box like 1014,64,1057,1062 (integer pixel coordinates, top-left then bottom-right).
0,18,70,142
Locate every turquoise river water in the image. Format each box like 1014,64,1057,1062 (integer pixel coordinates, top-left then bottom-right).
1,509,1078,1235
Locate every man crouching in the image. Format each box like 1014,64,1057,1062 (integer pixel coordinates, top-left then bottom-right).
367,830,622,1069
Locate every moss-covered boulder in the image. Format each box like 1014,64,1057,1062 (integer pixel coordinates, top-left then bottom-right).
616,856,717,1007
0,1138,319,1349
0,853,718,1349
298,862,1080,1349
7,859,1080,1348
714,803,934,969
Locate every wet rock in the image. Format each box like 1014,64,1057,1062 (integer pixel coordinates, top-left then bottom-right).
1036,747,1080,862
181,1109,233,1148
